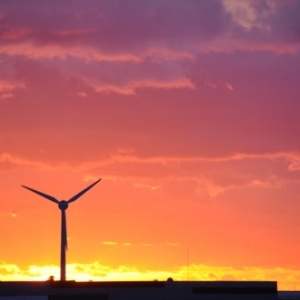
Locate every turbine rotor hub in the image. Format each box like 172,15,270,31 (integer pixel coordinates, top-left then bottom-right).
58,201,68,210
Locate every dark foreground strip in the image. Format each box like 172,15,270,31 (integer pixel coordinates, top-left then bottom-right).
193,287,277,294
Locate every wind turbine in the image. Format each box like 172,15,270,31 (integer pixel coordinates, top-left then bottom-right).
21,179,101,281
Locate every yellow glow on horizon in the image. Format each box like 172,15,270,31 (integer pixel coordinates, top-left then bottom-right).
1,262,300,290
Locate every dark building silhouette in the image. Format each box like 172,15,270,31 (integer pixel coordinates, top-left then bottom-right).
0,280,278,299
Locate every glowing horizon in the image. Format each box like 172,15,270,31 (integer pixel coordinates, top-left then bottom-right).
1,261,300,291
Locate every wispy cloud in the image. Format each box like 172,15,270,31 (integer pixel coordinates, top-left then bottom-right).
89,77,195,95
0,79,25,98
103,241,117,246
2,150,300,197
160,243,179,247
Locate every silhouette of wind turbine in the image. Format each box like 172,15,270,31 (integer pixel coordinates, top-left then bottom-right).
21,179,101,281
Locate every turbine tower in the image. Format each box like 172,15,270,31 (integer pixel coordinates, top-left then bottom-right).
21,179,101,281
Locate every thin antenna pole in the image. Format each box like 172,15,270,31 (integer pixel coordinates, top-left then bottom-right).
187,248,189,281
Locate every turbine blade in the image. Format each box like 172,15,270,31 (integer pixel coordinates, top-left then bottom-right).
67,179,101,203
22,185,59,204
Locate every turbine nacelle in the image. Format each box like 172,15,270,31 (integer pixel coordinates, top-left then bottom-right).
58,201,68,210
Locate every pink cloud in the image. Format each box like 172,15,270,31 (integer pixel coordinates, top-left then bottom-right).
0,79,25,97
91,77,195,95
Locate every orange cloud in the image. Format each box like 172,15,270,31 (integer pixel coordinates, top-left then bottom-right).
103,241,117,246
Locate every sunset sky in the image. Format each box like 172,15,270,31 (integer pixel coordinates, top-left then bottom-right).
1,0,300,290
